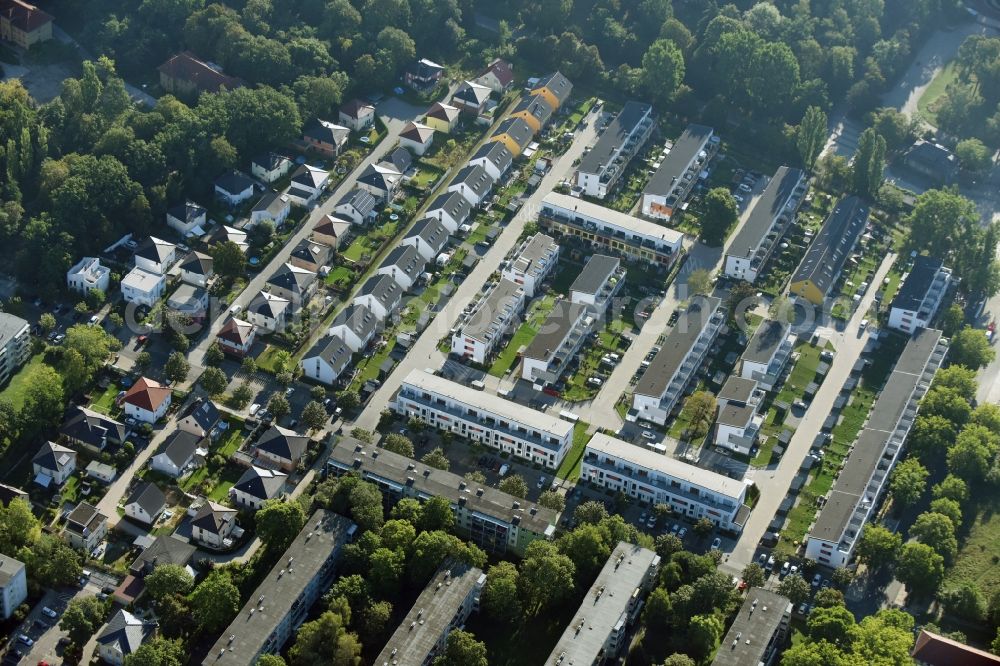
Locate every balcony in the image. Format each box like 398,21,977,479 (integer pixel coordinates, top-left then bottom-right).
584,456,739,513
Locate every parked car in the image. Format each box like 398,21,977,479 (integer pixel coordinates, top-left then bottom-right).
677,527,688,539
536,475,547,489
16,635,32,647
811,573,822,587
670,523,680,535
711,537,722,551
641,431,657,441
41,606,57,619
248,403,261,416
780,561,790,577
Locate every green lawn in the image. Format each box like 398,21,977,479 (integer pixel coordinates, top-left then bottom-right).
256,344,292,374
488,295,556,377
776,342,827,406
555,422,591,481
349,339,396,392
342,220,401,263
208,465,244,502
325,265,356,287
0,355,51,412
944,484,1000,596
410,163,445,189
89,381,124,416
916,60,958,126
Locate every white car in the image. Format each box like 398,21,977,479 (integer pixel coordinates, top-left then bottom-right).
17,634,33,647
41,606,58,619
88,314,99,325
248,403,261,416
641,431,658,441
537,475,547,489
711,538,722,551
859,319,869,331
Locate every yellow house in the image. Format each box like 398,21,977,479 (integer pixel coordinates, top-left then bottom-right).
0,0,52,49
509,94,554,135
788,195,869,306
424,102,461,134
531,71,573,110
488,117,533,157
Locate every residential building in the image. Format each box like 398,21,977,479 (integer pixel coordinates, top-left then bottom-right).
530,72,573,110
312,215,352,249
250,191,291,227
96,610,156,666
424,102,461,133
642,124,718,221
216,316,257,356
60,406,124,453
0,313,27,387
207,225,248,253
357,162,403,201
789,196,869,305
377,244,426,291
338,99,376,131
204,511,355,665
521,301,592,386
179,251,214,288
302,120,349,157
327,437,557,555
405,58,445,90
501,233,559,297
166,201,207,235
251,152,292,183
425,190,472,233
451,278,526,364
230,466,287,510
124,481,166,525
903,140,959,185
86,461,116,484
151,430,206,478
287,164,330,208
0,483,26,506
739,319,795,392
631,297,724,425
447,163,495,206
451,81,492,115
376,561,485,665
399,121,435,155
402,217,450,262
300,335,352,386
354,273,403,320
158,51,242,97
214,170,256,207
468,141,513,180
805,328,947,568
540,192,684,267
64,502,108,552
32,441,76,487
384,146,413,174
329,304,378,353
393,369,574,469
266,263,317,306
582,433,751,532
569,254,626,314
714,377,764,455
0,0,52,49
121,267,166,308
254,425,309,472
547,543,661,665
178,399,221,439
473,58,514,94
0,555,26,620
128,535,195,578
246,291,290,333
888,256,953,334
166,283,209,322
911,629,1000,666
712,589,791,666
122,377,172,424
67,257,110,295
190,500,239,550
575,101,655,199
335,188,378,225
288,238,333,274
510,94,554,134
134,236,176,275
724,166,807,283
489,117,533,156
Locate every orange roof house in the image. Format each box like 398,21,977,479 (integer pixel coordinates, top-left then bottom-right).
122,377,172,423
0,0,52,49
158,52,244,98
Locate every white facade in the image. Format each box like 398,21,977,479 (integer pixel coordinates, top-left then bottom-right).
166,203,207,235
569,254,626,314
399,122,435,156
0,556,27,620
521,302,592,386
300,336,352,386
888,258,952,335
451,279,525,364
714,378,764,456
394,370,574,469
641,125,717,221
575,102,654,198
738,320,796,392
121,268,166,308
0,314,30,387
123,379,172,424
501,234,559,297
251,154,292,183
134,238,176,275
581,433,750,532
67,257,110,295
124,499,163,525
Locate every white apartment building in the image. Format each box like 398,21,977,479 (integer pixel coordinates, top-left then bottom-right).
522,301,592,386
501,233,559,297
888,256,953,335
631,297,724,425
393,369,574,469
581,433,751,532
724,167,807,283
714,377,764,455
67,257,110,295
713,589,791,666
739,319,796,392
642,124,718,221
0,314,30,387
575,101,655,199
569,254,626,314
121,267,166,308
451,279,525,364
540,192,684,268
806,328,947,568
0,555,27,619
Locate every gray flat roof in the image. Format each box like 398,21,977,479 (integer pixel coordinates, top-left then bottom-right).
461,278,523,343
511,234,558,277
728,166,805,260
791,196,868,296
742,319,791,365
542,192,685,246
644,124,714,196
634,296,721,398
712,588,791,666
892,255,945,312
546,543,659,665
524,301,588,362
570,254,620,296
718,376,757,404
578,101,652,175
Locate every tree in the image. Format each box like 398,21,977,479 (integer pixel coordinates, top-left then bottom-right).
300,401,326,432
498,474,528,498
949,327,996,369
929,497,964,529
807,604,856,648
350,427,373,443
852,127,886,198
59,596,107,646
135,351,152,371
433,630,488,666
124,637,186,666
199,366,228,396
727,281,757,322
360,599,392,643
682,391,716,438
145,564,194,603
481,561,521,623
27,534,81,587
644,586,672,631
701,188,738,246
421,447,450,471
518,541,576,612
538,490,565,512
889,458,928,507
164,351,189,383
256,499,306,551
231,382,254,408
382,433,414,457
558,524,612,579
815,587,846,608
909,415,958,461
661,655,696,666
856,524,901,569
369,547,405,597
60,348,90,395
742,563,766,588
922,386,973,425
575,501,608,525
241,356,258,375
288,609,361,665
687,268,713,297
778,573,811,605
257,657,287,666
419,496,455,532
933,475,970,503
910,512,958,564
947,425,997,483
0,497,40,554
190,570,240,633
693,517,714,537
336,389,360,410
869,107,916,152
212,240,246,280
956,138,992,172
896,542,945,596
20,364,64,437
797,106,828,168
268,392,291,420
940,583,987,621
655,534,684,557
906,188,980,257
688,613,724,661
640,39,685,106
935,365,979,399
205,342,225,367
39,312,56,333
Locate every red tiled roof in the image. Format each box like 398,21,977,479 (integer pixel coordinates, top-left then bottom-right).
123,377,171,412
481,58,514,87
911,630,1000,666
217,317,254,346
158,51,243,93
0,0,53,33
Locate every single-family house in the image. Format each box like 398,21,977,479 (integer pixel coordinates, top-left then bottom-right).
531,71,573,110
214,171,256,207
0,0,53,50
489,117,533,157
289,238,334,273
64,502,108,552
230,466,287,510
510,94,554,134
339,99,376,131
206,225,248,253
335,188,378,225
353,273,403,320
178,251,213,288
150,430,206,478
190,500,239,550
128,535,196,580
300,335,352,386
216,316,257,356
67,257,110,295
329,304,378,353
473,58,514,94
178,399,221,439
357,162,403,201
424,102,461,133
447,163,495,206
121,268,166,308
251,152,293,183
158,51,242,97
903,140,959,185
287,164,330,207
134,236,176,275
469,141,513,180
250,191,291,227
401,217,450,262
122,377,172,423
384,146,413,174
425,190,472,233
405,58,445,90
302,120,349,157
399,121,435,156
266,263,317,307
124,481,166,525
377,244,426,291
313,214,352,249
166,283,209,322
32,441,76,487
254,425,310,472
246,291,290,333
60,406,124,453
166,201,207,236
96,610,156,666
452,81,492,116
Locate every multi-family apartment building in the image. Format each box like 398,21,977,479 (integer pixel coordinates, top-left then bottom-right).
450,278,525,364
805,328,947,568
540,192,684,268
738,319,796,392
888,256,953,335
67,257,111,295
575,101,654,199
0,555,26,619
0,313,30,387
724,166,807,283
546,543,660,665
642,124,719,221
712,588,792,666
570,254,626,315
521,301,592,386
327,437,557,555
393,369,574,469
581,433,751,532
789,196,869,306
501,233,559,297
631,297,724,425
204,511,355,665
715,377,764,456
